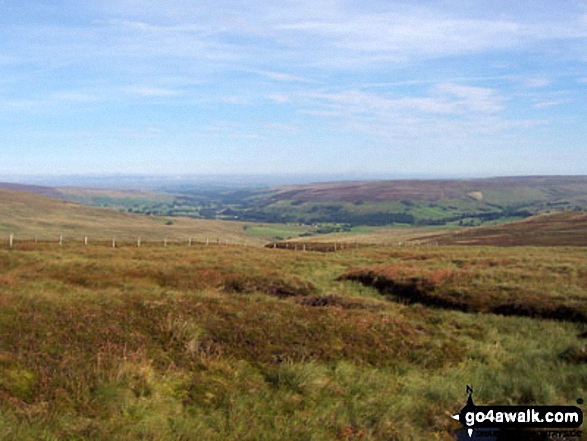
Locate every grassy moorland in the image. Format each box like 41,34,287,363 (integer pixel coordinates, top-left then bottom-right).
0,189,304,245
417,212,587,247
285,225,447,247
341,246,587,322
0,241,585,440
282,211,587,250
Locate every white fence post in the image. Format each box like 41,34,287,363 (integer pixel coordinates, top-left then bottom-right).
9,234,13,248
137,237,141,247
59,235,63,246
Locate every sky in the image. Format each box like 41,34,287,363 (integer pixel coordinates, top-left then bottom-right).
1,0,587,180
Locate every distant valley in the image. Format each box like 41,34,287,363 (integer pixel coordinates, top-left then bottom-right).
2,175,587,243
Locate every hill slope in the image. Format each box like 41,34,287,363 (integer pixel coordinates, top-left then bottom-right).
5,175,587,230
157,175,587,227
0,182,62,198
419,212,587,246
0,189,268,245
267,175,587,204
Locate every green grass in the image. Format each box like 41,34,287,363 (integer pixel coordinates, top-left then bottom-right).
242,224,315,241
0,243,585,439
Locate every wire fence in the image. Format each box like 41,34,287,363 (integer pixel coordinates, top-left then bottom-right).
3,233,436,252
3,234,256,249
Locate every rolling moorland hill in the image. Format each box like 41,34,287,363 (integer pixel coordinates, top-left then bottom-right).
4,176,587,229
281,211,587,249
0,182,172,210
250,175,587,225
266,175,587,203
0,182,62,198
0,185,586,439
102,175,587,227
417,211,587,247
0,189,272,245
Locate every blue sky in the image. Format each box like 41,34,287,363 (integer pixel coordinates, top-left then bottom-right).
1,0,587,178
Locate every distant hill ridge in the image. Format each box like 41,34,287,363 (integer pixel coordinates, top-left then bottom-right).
3,175,587,228
268,175,587,203
0,182,62,198
420,212,587,247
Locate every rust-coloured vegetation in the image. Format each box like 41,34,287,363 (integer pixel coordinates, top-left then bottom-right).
0,242,585,439
421,212,587,247
340,252,587,322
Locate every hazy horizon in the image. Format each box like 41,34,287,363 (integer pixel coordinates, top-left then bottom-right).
1,1,586,177
3,172,587,192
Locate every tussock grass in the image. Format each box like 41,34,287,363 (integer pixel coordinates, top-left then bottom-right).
340,246,587,322
0,244,585,439
421,212,587,247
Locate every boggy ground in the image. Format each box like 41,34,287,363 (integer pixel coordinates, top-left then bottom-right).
0,243,585,440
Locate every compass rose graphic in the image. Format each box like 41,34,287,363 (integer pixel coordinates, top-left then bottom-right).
452,385,476,438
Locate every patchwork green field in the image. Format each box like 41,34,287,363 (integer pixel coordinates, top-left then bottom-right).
0,241,585,440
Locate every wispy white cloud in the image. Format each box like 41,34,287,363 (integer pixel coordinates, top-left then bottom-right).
262,122,299,133
121,86,180,97
298,83,504,119
49,1,587,71
111,19,206,34
269,82,553,150
433,83,505,113
200,120,246,132
267,94,291,104
220,96,249,105
50,91,104,103
117,126,164,138
297,109,341,117
533,99,568,109
0,98,48,110
254,70,315,83
276,15,526,61
525,77,551,88
1,0,586,175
